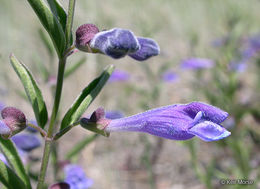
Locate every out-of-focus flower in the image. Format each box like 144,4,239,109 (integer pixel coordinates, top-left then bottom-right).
242,34,260,59
211,36,229,47
228,60,247,73
48,182,70,189
105,110,124,119
11,133,41,152
103,102,230,142
181,58,215,70
64,164,93,189
47,76,57,87
75,24,160,61
161,71,178,82
0,107,27,139
108,69,130,82
128,37,160,61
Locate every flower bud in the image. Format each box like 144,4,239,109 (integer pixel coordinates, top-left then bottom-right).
80,107,110,137
90,28,140,59
75,24,100,52
0,107,27,139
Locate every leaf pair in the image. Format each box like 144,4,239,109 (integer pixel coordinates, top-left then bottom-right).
27,0,71,58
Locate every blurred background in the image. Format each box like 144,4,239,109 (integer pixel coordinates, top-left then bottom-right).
0,0,260,188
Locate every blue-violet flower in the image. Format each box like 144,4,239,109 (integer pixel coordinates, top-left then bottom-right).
75,24,160,60
90,28,140,59
161,71,178,82
109,69,130,82
104,102,230,142
64,164,93,189
128,37,160,61
12,133,41,152
105,110,124,119
181,58,215,70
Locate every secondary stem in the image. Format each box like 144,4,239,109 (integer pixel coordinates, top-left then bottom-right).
37,58,66,189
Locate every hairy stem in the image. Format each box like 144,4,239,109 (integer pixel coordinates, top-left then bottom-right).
37,1,76,187
37,58,66,189
53,121,80,140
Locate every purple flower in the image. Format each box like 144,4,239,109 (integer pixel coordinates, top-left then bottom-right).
108,69,130,82
228,60,247,73
104,102,230,142
11,133,41,152
128,37,160,61
105,110,124,119
181,58,215,70
90,28,140,59
161,71,178,82
242,34,260,59
75,24,160,61
0,107,27,139
64,164,93,189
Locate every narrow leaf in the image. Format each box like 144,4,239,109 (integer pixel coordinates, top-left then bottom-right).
60,65,115,130
10,54,48,128
64,57,86,78
46,0,73,46
46,0,67,32
65,134,98,160
0,138,31,189
0,160,26,189
27,0,66,58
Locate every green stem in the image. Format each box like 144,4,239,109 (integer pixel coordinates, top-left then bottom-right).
27,123,48,138
36,58,66,189
37,1,76,187
53,121,80,140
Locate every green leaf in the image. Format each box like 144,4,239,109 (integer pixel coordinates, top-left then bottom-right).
0,160,26,189
27,0,66,58
65,134,98,160
46,0,73,46
10,54,48,128
60,65,115,130
64,57,86,78
46,0,67,32
0,138,31,189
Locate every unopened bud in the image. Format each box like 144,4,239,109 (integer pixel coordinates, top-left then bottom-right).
0,107,27,139
75,24,100,52
80,107,110,137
